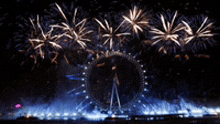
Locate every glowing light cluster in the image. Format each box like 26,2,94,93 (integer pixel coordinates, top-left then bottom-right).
13,100,220,121
15,104,22,109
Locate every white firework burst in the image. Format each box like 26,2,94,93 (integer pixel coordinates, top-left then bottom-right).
51,3,93,49
122,6,149,36
150,11,185,53
182,17,214,46
29,15,62,63
95,18,130,50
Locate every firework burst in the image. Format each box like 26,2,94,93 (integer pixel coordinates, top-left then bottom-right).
122,6,149,37
95,18,130,51
15,15,62,64
29,15,62,63
150,11,185,54
13,2,219,66
50,3,93,50
182,16,214,52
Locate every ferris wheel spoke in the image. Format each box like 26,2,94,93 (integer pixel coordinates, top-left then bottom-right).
110,73,121,111
114,82,121,110
110,81,115,111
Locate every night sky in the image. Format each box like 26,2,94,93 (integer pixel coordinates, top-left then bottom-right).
0,0,220,111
